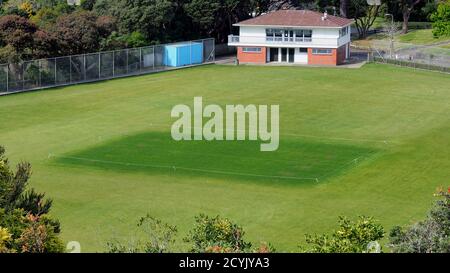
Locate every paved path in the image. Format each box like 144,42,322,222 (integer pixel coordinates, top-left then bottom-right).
215,54,367,69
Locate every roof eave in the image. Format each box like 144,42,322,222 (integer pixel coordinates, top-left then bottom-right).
233,22,353,28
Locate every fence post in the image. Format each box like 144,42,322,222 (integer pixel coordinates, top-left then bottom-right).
98,53,101,79
112,51,115,77
126,49,129,74
153,46,155,71
69,56,72,83
38,60,42,87
139,48,142,72
54,58,57,85
6,64,9,92
83,54,87,80
22,63,25,90
212,39,215,62
6,63,9,92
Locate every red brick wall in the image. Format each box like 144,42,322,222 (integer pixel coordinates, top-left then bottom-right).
307,44,349,66
308,48,337,66
237,47,267,64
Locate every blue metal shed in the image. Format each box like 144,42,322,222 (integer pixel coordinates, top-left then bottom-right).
163,42,203,67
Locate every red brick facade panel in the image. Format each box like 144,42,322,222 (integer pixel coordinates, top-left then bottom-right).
308,48,337,65
237,47,267,64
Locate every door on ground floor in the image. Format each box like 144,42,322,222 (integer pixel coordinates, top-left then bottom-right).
270,48,279,62
270,48,296,63
288,48,295,63
281,48,287,62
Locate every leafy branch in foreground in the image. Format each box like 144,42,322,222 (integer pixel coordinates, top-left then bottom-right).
389,187,449,253
107,214,177,253
184,214,252,253
0,145,63,253
107,213,275,253
302,216,385,253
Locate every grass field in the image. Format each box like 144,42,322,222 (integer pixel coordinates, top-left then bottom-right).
1,63,449,252
398,29,450,46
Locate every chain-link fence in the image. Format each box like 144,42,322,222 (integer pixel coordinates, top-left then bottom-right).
352,32,450,73
369,53,450,73
0,38,215,95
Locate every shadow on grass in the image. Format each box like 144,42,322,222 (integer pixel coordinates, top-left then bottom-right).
53,131,378,186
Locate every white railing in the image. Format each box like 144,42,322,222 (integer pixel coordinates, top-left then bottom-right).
228,35,341,47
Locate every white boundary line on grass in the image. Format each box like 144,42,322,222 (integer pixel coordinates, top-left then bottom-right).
49,154,320,182
146,123,397,145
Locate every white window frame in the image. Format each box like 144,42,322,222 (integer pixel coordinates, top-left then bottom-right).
312,48,333,55
242,47,262,53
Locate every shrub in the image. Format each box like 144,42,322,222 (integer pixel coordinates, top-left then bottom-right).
106,214,177,253
0,146,64,253
389,188,450,253
431,0,450,37
303,216,385,253
184,214,252,253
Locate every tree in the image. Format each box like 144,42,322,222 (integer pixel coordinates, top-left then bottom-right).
0,14,55,61
431,0,450,38
184,214,252,253
0,146,52,215
0,146,64,253
0,227,13,253
252,0,270,15
107,214,177,253
389,188,450,253
395,0,424,34
185,0,254,43
349,0,382,38
184,0,220,38
53,11,115,55
93,0,174,43
263,0,320,11
30,7,60,28
383,17,400,58
18,0,34,18
33,29,58,58
0,15,36,54
340,0,349,17
80,0,97,10
303,216,385,253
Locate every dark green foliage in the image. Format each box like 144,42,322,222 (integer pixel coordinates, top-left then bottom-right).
81,0,97,11
100,31,148,50
0,146,51,215
93,0,174,42
0,208,28,242
349,0,382,38
0,146,64,253
431,0,450,38
16,189,53,216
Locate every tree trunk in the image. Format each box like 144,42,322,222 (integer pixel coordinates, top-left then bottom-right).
402,0,422,34
402,10,410,34
340,0,349,18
